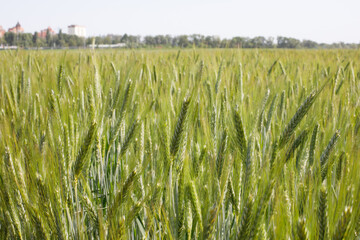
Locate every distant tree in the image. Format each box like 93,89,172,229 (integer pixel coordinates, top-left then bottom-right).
4,32,16,45
144,36,155,46
203,36,221,48
78,37,85,47
266,37,275,48
59,39,66,47
58,29,63,40
19,33,33,48
121,34,128,43
220,39,230,48
154,35,168,46
126,35,141,48
69,38,77,47
56,30,66,47
302,40,318,48
242,38,253,48
86,37,93,45
164,35,172,46
190,34,205,47
250,36,265,48
57,30,63,46
33,32,38,45
203,36,212,48
94,36,104,45
230,37,245,48
178,35,190,48
46,29,51,47
277,36,301,48
109,35,122,44
103,35,112,44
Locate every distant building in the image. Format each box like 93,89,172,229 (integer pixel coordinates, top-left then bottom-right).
88,43,126,49
68,25,86,37
38,27,56,39
8,22,24,34
0,26,5,38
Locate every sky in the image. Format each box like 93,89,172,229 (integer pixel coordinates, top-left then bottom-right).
1,0,359,44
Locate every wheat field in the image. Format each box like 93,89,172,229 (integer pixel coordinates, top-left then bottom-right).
0,49,359,239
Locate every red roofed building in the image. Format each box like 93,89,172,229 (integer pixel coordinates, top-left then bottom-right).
38,27,56,39
0,26,5,38
8,22,24,34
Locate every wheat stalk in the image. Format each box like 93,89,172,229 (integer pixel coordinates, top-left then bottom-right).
318,185,327,240
170,97,191,157
279,90,318,148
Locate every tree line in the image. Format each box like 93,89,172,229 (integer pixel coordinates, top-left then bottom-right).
0,31,359,49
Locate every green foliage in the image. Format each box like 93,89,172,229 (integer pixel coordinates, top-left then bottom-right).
0,49,359,239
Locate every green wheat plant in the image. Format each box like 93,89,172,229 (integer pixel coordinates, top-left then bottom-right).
0,48,359,239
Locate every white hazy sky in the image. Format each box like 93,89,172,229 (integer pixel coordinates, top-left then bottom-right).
1,0,359,43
